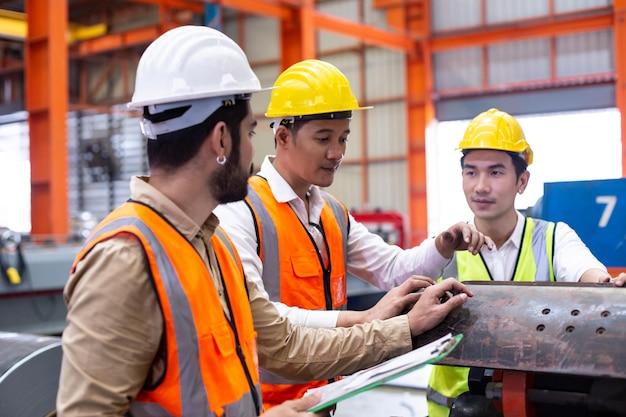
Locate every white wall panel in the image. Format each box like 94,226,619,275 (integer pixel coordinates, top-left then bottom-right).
433,47,482,90
325,164,364,211
557,30,614,77
242,16,280,62
486,0,548,23
363,0,391,28
367,162,408,213
318,0,361,51
366,102,406,158
365,48,405,99
555,0,612,13
432,0,481,32
489,39,551,84
249,63,280,116
319,0,361,22
345,113,365,160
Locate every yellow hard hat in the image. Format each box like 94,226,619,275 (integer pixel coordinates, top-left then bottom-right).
265,59,371,119
457,108,533,165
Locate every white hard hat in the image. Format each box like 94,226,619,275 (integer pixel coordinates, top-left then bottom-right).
128,25,266,138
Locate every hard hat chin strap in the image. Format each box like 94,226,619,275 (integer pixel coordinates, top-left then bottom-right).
270,111,353,134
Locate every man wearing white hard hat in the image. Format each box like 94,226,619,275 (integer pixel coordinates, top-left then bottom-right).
56,25,473,417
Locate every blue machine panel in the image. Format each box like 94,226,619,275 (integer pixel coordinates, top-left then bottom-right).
541,178,626,267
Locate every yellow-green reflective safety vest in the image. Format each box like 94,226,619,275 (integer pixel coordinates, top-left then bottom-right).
427,217,555,417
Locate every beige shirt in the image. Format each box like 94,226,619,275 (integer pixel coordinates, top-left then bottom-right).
57,176,412,417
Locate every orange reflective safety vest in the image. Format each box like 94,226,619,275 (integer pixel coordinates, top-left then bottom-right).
244,175,349,408
72,200,261,417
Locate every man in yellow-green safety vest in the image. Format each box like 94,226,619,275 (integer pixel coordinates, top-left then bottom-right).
425,108,626,417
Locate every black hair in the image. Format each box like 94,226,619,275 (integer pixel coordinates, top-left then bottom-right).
460,150,528,179
147,100,249,170
273,111,352,147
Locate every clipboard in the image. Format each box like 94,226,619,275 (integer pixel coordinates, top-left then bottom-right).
306,333,462,412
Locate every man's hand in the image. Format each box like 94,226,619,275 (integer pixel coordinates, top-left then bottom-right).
598,272,626,287
406,278,473,336
362,275,435,322
337,276,434,326
435,222,494,259
262,392,327,417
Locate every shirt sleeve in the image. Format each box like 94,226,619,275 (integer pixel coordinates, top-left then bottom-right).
346,215,452,289
553,221,608,282
214,202,340,328
57,236,162,417
247,276,413,381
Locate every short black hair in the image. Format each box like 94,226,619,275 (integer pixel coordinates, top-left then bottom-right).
147,99,249,171
460,150,528,179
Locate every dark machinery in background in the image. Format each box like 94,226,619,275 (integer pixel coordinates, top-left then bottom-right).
0,224,88,336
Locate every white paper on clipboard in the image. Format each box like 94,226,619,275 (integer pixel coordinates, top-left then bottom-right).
306,333,461,412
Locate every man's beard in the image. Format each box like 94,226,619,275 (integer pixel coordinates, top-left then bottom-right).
210,155,251,204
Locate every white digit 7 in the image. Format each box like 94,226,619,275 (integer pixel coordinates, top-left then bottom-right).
595,195,617,228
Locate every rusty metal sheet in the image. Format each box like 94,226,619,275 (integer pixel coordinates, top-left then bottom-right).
412,281,626,379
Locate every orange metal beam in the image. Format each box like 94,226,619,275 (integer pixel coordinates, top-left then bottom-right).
215,0,290,19
25,0,68,239
128,0,204,13
279,0,315,69
390,2,431,246
313,12,416,52
429,10,613,51
615,0,626,177
75,25,162,56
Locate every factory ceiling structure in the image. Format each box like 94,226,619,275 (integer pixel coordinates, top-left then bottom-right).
0,0,625,245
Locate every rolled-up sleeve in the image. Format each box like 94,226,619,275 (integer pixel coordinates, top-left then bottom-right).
247,275,412,381
57,236,163,417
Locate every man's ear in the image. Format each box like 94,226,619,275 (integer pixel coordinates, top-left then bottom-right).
207,121,229,159
275,125,291,148
518,170,530,194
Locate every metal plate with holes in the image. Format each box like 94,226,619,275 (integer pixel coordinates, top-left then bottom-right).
412,281,626,379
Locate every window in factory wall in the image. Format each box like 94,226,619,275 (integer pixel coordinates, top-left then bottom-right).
426,108,623,236
0,121,30,234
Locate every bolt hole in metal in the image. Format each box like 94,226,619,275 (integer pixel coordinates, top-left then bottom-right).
596,327,606,335
571,309,580,316
566,326,575,333
601,310,611,318
536,324,545,332
542,308,550,315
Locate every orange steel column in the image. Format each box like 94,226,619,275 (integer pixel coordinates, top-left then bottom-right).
280,0,316,69
25,0,68,239
384,1,432,246
615,0,626,177
406,46,431,246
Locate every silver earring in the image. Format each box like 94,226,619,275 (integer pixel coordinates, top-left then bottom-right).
217,155,227,165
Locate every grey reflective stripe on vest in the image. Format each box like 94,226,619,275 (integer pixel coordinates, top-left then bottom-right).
88,217,255,417
426,386,455,408
319,190,349,272
246,186,282,302
203,228,264,416
215,227,237,261
530,219,553,282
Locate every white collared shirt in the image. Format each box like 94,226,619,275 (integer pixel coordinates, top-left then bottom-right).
214,155,449,328
440,211,607,281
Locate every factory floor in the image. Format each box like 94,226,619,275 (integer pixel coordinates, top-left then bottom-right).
332,366,431,417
